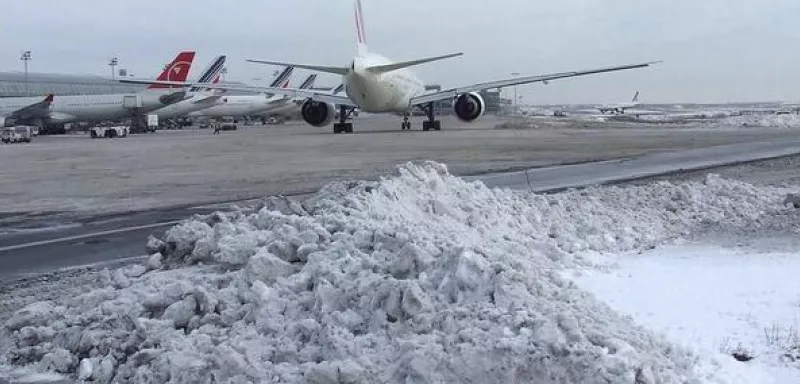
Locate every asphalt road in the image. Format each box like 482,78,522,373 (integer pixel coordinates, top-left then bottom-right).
2,137,800,281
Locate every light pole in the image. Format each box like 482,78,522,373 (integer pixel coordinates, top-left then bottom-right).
20,51,32,96
511,72,520,114
109,56,118,93
109,56,118,79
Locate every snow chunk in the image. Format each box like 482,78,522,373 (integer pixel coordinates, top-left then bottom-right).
40,348,75,373
147,252,163,270
245,249,296,285
162,295,197,329
5,301,64,331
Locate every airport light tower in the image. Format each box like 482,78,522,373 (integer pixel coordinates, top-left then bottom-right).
511,72,520,113
20,51,32,96
109,56,118,93
109,56,119,79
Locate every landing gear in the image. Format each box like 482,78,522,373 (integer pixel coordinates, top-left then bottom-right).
419,102,441,131
401,114,411,130
333,105,354,134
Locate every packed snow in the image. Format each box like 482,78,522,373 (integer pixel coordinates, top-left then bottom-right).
2,161,798,383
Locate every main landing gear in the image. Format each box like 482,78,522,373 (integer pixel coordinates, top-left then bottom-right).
333,105,354,134
419,102,441,131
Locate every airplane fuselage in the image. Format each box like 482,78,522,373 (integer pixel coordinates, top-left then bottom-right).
188,95,286,118
0,91,181,126
344,53,426,113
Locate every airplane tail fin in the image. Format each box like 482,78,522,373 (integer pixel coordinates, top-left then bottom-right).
299,74,318,90
269,66,295,88
632,91,640,103
190,55,226,93
354,0,368,56
148,51,196,89
365,52,463,74
332,83,345,95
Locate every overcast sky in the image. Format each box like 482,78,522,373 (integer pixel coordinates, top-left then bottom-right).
3,0,799,104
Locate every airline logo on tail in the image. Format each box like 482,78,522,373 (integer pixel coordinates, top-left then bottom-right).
190,55,226,93
148,51,196,89
298,74,317,90
270,66,294,89
354,0,367,55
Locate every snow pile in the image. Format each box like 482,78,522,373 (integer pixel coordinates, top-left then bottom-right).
1,162,793,383
720,114,800,128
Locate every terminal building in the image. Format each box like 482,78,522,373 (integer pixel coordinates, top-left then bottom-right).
0,72,145,97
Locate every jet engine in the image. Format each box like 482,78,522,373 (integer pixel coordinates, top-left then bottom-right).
159,91,187,106
301,100,336,127
453,92,486,122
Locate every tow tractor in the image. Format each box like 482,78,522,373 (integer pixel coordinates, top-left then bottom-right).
90,124,129,139
1,126,34,143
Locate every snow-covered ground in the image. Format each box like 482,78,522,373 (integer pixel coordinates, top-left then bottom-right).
2,161,799,383
568,243,800,383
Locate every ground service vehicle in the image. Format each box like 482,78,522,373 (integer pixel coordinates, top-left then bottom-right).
1,126,34,143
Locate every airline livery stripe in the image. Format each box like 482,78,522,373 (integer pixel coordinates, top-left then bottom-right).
191,56,226,92
355,0,366,44
270,67,294,88
299,74,317,89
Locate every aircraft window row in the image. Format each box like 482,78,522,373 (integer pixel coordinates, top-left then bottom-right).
0,82,141,97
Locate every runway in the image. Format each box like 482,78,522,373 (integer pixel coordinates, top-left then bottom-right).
2,137,800,281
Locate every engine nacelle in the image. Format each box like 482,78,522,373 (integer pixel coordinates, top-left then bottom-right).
453,92,486,122
301,100,336,127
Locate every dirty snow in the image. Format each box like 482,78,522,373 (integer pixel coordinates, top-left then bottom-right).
1,161,798,383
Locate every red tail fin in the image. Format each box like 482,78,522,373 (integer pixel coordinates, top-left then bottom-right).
147,51,196,89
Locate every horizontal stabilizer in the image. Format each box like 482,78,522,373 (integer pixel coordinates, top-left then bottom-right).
247,59,349,76
366,52,463,74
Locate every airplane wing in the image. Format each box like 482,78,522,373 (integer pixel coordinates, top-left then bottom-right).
119,79,356,107
409,61,661,106
8,94,55,120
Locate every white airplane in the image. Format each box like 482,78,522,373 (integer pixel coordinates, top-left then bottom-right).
598,91,641,115
188,69,318,119
148,55,227,119
254,75,328,120
122,0,660,134
0,51,196,131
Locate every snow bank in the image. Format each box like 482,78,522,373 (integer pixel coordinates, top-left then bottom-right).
1,162,793,383
723,114,800,128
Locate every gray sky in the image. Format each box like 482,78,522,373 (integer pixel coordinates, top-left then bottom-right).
3,0,800,104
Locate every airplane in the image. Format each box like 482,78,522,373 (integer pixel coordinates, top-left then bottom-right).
254,75,329,121
188,69,319,119
598,91,641,115
120,0,660,134
0,51,195,132
148,55,228,119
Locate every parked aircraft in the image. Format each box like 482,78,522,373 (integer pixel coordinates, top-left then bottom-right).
122,0,660,134
148,55,227,119
0,51,196,133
